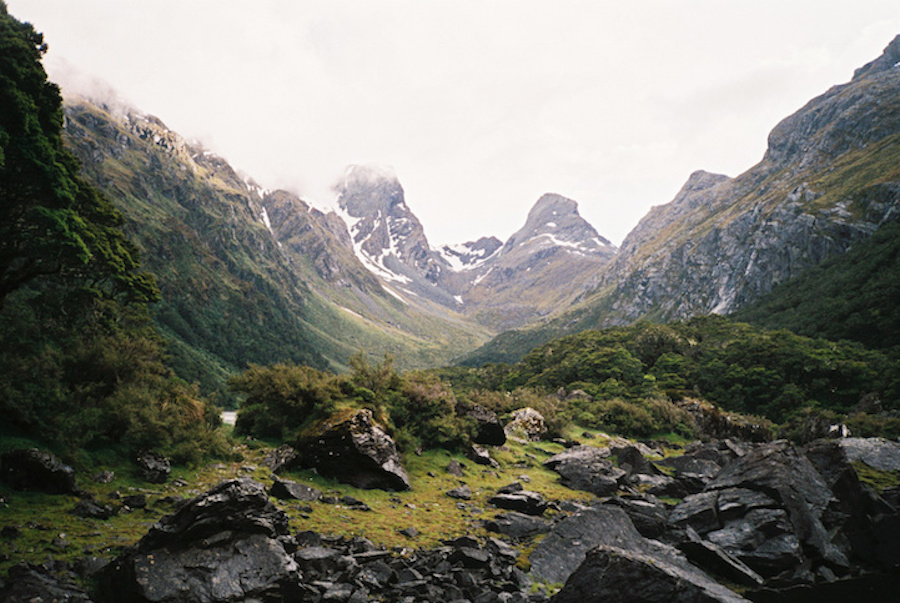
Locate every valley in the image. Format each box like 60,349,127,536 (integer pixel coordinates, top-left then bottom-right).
3,2,900,600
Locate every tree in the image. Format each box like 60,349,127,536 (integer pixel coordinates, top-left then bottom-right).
0,2,158,309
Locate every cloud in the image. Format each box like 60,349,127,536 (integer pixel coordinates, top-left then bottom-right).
9,0,900,246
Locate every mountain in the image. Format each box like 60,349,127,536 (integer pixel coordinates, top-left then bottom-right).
333,165,617,330
462,35,900,365
335,165,459,306
62,98,491,399
455,193,616,329
732,219,900,354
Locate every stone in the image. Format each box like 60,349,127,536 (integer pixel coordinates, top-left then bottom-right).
679,525,765,587
530,506,645,585
70,498,115,520
91,470,115,484
466,443,499,468
544,445,626,496
0,448,78,494
488,490,547,516
99,479,303,602
296,409,410,491
447,459,465,477
459,402,507,446
552,543,749,603
504,407,547,442
670,441,851,582
483,512,551,539
0,562,93,602
263,444,299,473
604,495,671,538
135,449,170,484
270,477,323,502
612,444,661,477
121,494,147,509
447,485,473,500
836,437,900,472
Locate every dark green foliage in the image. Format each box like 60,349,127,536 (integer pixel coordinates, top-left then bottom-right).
454,317,900,428
0,6,226,467
733,219,900,356
0,288,230,465
230,363,340,441
230,355,475,452
0,3,157,308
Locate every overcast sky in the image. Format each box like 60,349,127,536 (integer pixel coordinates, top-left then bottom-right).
8,1,900,246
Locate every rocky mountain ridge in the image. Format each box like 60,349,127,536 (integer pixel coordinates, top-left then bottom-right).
464,34,900,365
332,166,618,330
62,98,491,395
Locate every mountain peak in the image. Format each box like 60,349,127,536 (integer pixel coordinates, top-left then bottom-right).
526,193,580,225
337,164,405,218
853,34,900,80
503,193,614,256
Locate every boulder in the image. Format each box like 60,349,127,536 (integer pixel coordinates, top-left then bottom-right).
488,489,547,516
0,562,93,602
670,440,850,582
458,402,506,446
269,477,322,502
604,495,671,539
295,409,410,491
0,448,78,494
262,444,299,473
99,479,303,602
465,443,499,468
483,512,551,539
530,506,644,584
70,498,116,520
447,459,465,477
504,407,547,442
135,449,170,484
804,437,900,570
552,543,748,603
544,445,626,496
447,485,473,500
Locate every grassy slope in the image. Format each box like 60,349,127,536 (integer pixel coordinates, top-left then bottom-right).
0,425,639,578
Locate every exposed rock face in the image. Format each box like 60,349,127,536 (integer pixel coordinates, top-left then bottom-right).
99,479,302,602
336,164,457,304
459,193,617,329
334,167,618,330
669,440,849,581
295,409,410,491
597,36,900,325
0,449,78,494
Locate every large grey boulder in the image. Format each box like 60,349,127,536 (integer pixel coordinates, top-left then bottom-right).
670,440,849,581
504,407,547,441
544,445,626,496
458,402,506,446
295,408,410,491
99,479,302,602
0,448,78,494
552,542,748,603
530,506,642,584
